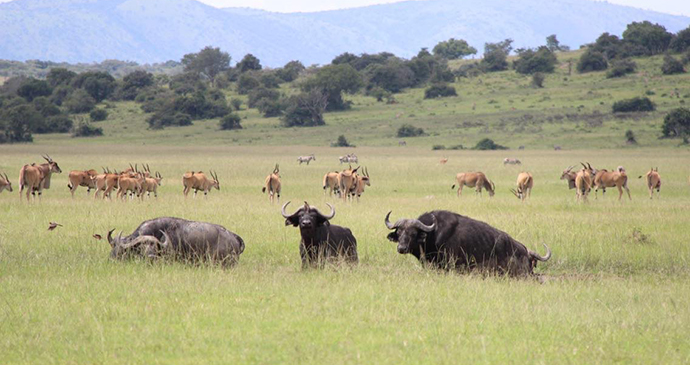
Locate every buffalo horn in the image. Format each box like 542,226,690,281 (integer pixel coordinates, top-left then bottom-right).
529,243,552,262
107,229,115,246
413,214,436,232
281,201,294,218
313,203,335,220
384,211,396,229
121,235,160,249
159,230,171,249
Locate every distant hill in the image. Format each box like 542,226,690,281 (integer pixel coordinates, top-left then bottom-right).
0,0,688,66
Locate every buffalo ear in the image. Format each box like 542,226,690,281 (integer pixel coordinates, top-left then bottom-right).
387,231,399,242
284,215,299,227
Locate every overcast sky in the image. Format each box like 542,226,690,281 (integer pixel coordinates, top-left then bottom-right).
0,0,688,16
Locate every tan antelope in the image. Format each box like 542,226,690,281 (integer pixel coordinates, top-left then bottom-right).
592,165,631,201
322,171,341,197
183,170,220,198
439,157,448,165
560,165,577,190
451,172,495,197
117,171,143,200
0,172,12,193
639,168,661,199
351,167,371,202
18,155,62,202
510,172,533,202
339,165,360,201
67,169,98,198
262,164,281,203
144,171,163,198
575,163,595,203
94,168,120,200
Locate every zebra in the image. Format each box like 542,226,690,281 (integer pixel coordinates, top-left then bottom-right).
297,154,316,165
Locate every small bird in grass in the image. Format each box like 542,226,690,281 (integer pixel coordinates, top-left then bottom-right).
48,222,63,231
92,234,102,240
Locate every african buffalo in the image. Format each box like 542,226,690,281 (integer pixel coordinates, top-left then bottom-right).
281,201,358,267
384,210,551,276
107,217,245,267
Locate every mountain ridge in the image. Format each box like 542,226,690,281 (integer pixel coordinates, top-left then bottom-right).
0,0,688,66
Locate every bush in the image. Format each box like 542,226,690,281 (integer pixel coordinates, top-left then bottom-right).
531,72,545,88
230,98,242,111
454,62,483,78
625,129,637,144
612,97,655,113
219,113,242,130
247,88,280,108
331,135,353,147
71,121,103,137
606,59,637,78
147,111,193,129
397,124,425,137
473,138,507,150
281,90,328,127
662,107,690,138
432,144,446,150
424,83,457,99
64,89,96,113
577,49,608,73
661,55,685,75
256,98,284,118
17,78,52,102
236,73,261,95
89,108,108,122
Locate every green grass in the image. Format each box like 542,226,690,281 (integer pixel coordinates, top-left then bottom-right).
1,145,690,363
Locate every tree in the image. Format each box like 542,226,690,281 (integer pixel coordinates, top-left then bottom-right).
606,59,637,78
90,108,108,121
219,113,242,130
661,54,685,75
71,120,103,137
396,124,425,137
546,34,569,52
236,73,261,95
622,21,673,55
577,49,608,73
670,26,690,53
302,64,362,111
70,72,116,102
364,59,415,93
46,68,76,87
64,89,96,113
275,60,305,82
281,90,328,127
473,138,507,150
17,78,52,102
531,72,545,88
181,46,231,87
118,70,154,100
331,135,353,147
480,39,513,72
625,130,637,144
248,87,280,108
662,107,690,138
237,54,262,73
2,105,34,142
513,46,557,74
432,38,477,59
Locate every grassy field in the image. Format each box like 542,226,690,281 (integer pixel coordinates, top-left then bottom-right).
1,144,690,364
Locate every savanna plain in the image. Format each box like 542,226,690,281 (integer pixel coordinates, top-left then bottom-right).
2,51,690,364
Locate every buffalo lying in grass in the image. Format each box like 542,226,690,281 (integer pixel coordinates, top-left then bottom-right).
107,217,245,267
384,210,550,276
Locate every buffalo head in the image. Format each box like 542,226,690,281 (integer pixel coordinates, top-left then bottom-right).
107,229,169,260
282,201,335,233
384,211,436,254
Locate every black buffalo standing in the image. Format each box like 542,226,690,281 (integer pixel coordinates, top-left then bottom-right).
107,217,245,267
281,201,358,267
384,210,550,276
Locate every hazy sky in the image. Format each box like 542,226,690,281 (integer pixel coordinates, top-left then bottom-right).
0,0,688,16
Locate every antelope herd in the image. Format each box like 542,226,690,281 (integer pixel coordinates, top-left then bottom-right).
0,155,680,204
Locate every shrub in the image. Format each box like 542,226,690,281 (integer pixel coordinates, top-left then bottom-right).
531,72,545,88
71,121,103,137
424,83,457,99
577,49,608,73
513,46,557,74
331,135,353,147
397,124,425,137
219,113,242,130
17,78,52,102
661,107,690,137
236,73,261,95
625,130,637,144
230,98,242,111
432,144,446,150
44,115,73,133
147,111,193,129
454,62,483,78
606,59,637,78
89,108,108,122
612,97,655,113
281,90,328,127
473,138,507,150
661,54,685,75
248,88,280,108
